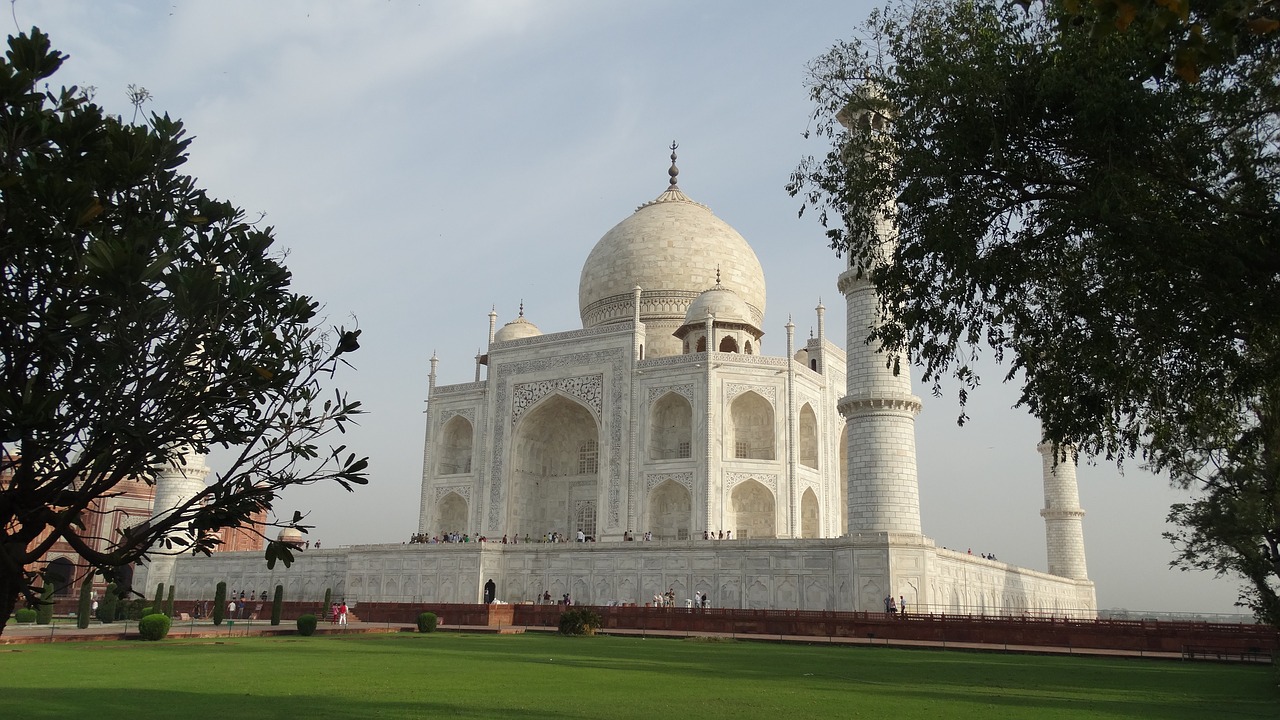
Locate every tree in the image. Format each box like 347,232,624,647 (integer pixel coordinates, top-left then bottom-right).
76,577,91,629
0,29,368,636
790,0,1280,623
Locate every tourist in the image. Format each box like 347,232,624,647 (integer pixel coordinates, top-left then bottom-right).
899,596,907,617
331,602,339,623
577,529,585,542
888,596,897,616
701,594,709,609
726,530,731,540
883,595,892,614
228,599,237,618
338,601,348,625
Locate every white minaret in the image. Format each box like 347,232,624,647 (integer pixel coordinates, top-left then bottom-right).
1038,439,1089,579
417,352,440,534
137,447,211,594
836,103,923,537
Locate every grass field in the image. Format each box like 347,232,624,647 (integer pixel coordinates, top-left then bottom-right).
0,632,1275,719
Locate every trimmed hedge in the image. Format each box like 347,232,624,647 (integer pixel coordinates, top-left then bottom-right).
296,614,318,636
138,613,171,641
35,583,55,624
14,608,37,624
165,584,176,617
213,581,227,626
270,585,283,626
77,578,92,629
97,582,118,623
416,612,438,633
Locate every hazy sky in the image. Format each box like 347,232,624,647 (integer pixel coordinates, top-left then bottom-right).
23,0,1245,615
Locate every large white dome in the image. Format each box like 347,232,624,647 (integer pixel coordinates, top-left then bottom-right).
578,177,766,344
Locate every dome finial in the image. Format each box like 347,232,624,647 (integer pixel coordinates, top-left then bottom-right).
715,265,721,286
518,299,525,318
668,141,679,188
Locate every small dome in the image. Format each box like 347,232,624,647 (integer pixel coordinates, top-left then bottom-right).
493,305,542,343
794,348,809,364
277,528,305,547
684,284,753,326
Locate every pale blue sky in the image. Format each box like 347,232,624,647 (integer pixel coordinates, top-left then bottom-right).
21,0,1244,615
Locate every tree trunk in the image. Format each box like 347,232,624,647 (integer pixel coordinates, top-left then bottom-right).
0,571,21,637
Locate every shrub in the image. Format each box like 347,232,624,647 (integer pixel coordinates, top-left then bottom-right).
97,582,118,623
271,585,283,626
558,608,602,636
77,578,92,629
213,581,227,626
35,583,55,624
322,587,332,619
296,614,318,636
416,612,438,633
137,613,171,641
14,608,37,624
152,583,164,616
165,584,176,617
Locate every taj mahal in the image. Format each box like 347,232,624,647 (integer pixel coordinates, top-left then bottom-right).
161,144,1097,617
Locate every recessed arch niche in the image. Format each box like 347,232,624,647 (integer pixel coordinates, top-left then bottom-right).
439,415,474,475
436,492,468,534
729,391,774,460
649,392,693,460
647,480,691,540
800,488,820,538
730,479,775,539
509,394,600,537
799,403,818,470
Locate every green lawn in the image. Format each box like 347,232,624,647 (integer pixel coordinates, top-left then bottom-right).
0,633,1274,719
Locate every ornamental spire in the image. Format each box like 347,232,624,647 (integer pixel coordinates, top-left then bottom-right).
668,141,679,188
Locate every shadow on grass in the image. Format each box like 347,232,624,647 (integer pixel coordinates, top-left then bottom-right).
1,688,576,720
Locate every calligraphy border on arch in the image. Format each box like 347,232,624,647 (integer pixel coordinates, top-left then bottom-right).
645,471,694,494
511,375,604,424
725,472,778,495
439,407,476,427
433,484,472,504
726,382,776,405
647,383,695,405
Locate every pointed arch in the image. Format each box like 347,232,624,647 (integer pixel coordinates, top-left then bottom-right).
647,480,691,540
798,403,818,469
695,336,706,352
509,393,600,538
800,488,820,538
439,415,474,475
730,479,775,539
718,335,739,353
436,492,468,534
744,339,753,355
729,390,774,460
45,556,76,597
649,392,693,460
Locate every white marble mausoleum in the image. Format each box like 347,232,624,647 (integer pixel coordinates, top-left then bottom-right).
169,147,1097,617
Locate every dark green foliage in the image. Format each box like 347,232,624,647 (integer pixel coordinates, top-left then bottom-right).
271,585,283,626
97,583,117,623
322,587,332,618
137,613,171,641
152,584,164,617
416,612,437,633
35,583,55,624
165,585,175,618
791,0,1280,625
123,599,146,621
76,578,92,629
0,27,366,636
14,608,36,624
213,582,226,626
558,608,602,636
296,614,317,636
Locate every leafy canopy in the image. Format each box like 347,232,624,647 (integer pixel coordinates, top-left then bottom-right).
0,29,367,632
790,0,1280,622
